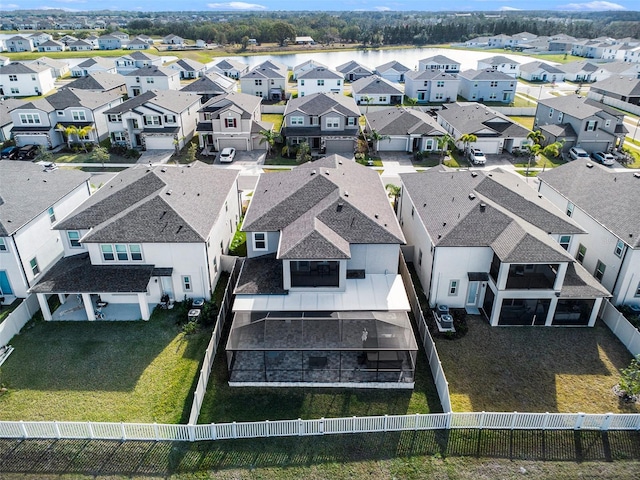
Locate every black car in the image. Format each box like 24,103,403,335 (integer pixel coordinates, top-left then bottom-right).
17,144,38,160
0,146,19,159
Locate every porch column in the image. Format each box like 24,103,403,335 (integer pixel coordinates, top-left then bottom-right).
37,293,52,321
58,293,67,304
588,297,603,327
545,296,559,326
138,293,150,321
82,293,95,321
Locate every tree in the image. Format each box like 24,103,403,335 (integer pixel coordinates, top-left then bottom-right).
542,141,563,159
618,354,640,401
91,146,110,168
458,133,477,155
404,96,418,107
57,124,95,152
385,183,401,212
361,95,373,114
37,145,53,163
186,142,198,164
241,35,250,50
527,129,545,146
259,129,280,156
271,21,296,47
437,133,455,165
525,143,542,178
295,141,311,163
368,129,390,154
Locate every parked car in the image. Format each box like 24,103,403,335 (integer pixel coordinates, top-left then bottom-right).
1,146,19,159
219,147,236,163
592,151,615,166
569,147,590,161
17,144,38,160
469,148,486,165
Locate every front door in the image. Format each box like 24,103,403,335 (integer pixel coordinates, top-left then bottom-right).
466,281,479,307
312,137,321,150
161,277,174,299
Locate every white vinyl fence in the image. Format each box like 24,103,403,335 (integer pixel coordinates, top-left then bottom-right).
1,411,639,442
0,295,39,347
600,300,640,356
188,258,242,425
399,254,452,413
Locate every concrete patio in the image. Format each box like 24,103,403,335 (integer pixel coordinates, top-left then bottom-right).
51,294,146,321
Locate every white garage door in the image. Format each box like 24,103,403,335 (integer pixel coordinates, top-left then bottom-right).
325,139,355,154
471,140,500,155
219,138,248,151
144,135,175,150
378,137,408,152
16,134,50,147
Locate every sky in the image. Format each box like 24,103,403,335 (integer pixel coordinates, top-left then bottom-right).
0,1,637,13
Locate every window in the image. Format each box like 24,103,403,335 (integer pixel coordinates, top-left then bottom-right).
566,202,574,217
300,79,305,86
595,260,606,282
9,75,17,81
605,119,611,128
56,110,64,116
449,280,459,296
30,258,40,276
67,231,81,248
490,81,498,87
586,120,597,132
558,113,563,122
146,77,154,84
317,79,324,86
253,232,267,250
19,113,41,124
213,256,218,274
559,235,571,250
254,79,262,86
0,238,6,252
635,281,640,297
10,88,19,94
220,240,224,254
549,108,554,118
424,80,429,86
225,117,237,128
489,93,497,100
418,248,422,266
436,81,444,87
326,117,340,128
101,244,114,261
164,114,176,123
183,276,192,291
435,93,444,100
107,114,121,122
347,117,356,126
129,244,142,262
115,244,128,261
112,131,126,143
577,244,586,264
614,239,624,258
337,80,341,85
71,110,86,121
132,119,139,128
47,206,56,223
290,116,304,126
144,115,161,126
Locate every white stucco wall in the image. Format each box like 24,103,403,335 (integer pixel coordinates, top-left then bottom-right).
347,244,399,274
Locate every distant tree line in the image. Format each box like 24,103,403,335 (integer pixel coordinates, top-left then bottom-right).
122,11,640,46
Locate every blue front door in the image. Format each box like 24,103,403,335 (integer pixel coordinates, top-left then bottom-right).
0,271,13,295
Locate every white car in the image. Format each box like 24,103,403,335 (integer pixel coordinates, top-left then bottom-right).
569,147,590,161
219,147,236,163
592,151,615,166
469,148,486,165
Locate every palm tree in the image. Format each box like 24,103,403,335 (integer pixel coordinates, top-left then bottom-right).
368,129,390,154
458,133,477,156
404,96,418,107
527,129,545,146
542,141,563,159
385,183,401,212
296,141,311,163
437,134,455,165
57,124,95,152
361,94,373,114
525,143,542,179
259,129,280,156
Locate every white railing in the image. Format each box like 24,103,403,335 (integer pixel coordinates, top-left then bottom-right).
188,258,242,425
398,254,452,413
1,412,638,442
600,300,640,356
0,295,39,347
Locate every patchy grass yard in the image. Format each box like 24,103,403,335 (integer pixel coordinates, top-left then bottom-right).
50,151,135,164
262,114,284,133
509,116,535,130
512,153,567,169
0,308,210,423
435,316,638,414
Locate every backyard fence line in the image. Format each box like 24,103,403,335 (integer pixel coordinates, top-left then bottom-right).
0,294,39,348
398,254,452,413
1,411,639,442
600,300,640,357
188,259,243,425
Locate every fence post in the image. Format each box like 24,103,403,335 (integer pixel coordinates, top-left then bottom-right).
54,420,61,439
120,422,126,440
601,413,613,431
319,417,324,434
510,412,517,430
384,414,389,432
415,413,420,430
153,423,160,441
298,418,303,436
265,420,270,437
478,411,486,429
87,422,94,439
574,413,585,430
542,412,550,429
352,416,356,433
232,421,237,439
19,421,28,439
188,424,196,442
210,423,217,441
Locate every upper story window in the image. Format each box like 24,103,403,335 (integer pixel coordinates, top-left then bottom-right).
436,81,445,87
107,114,121,122
143,115,161,126
326,117,340,128
586,120,597,132
566,202,574,217
614,239,625,258
9,75,17,81
548,108,554,118
47,206,56,224
317,79,325,86
72,110,86,122
577,244,586,264
203,112,213,121
254,79,262,86
300,79,305,86
225,118,237,128
490,81,498,87
164,114,177,123
67,231,81,248
290,116,304,126
337,80,341,85
559,235,571,250
146,77,154,84
30,257,40,277
19,113,41,124
558,113,563,122
253,232,267,251
595,260,606,282
0,238,7,252
101,243,143,262
347,117,356,126
605,119,611,128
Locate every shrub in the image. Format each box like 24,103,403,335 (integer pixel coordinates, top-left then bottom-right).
618,354,640,401
199,301,218,327
182,320,199,335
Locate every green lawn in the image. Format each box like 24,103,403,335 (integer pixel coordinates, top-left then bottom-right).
50,151,136,164
512,153,567,169
0,307,210,423
262,113,284,133
509,116,535,130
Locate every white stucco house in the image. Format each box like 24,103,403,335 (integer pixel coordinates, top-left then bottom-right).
458,69,517,104
213,59,249,79
71,57,117,77
519,62,566,83
351,75,403,106
125,65,181,97
292,59,327,80
375,61,410,83
239,60,288,101
297,66,344,97
418,55,460,74
404,70,459,104
336,60,374,82
0,62,55,97
477,56,520,78
168,59,207,79
114,52,163,75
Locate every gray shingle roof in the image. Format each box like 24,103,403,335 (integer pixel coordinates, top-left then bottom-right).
539,159,640,248
336,60,373,75
172,58,206,71
366,107,447,137
437,102,530,139
0,62,50,74
298,67,343,80
376,61,410,73
44,87,122,111
180,72,235,94
519,62,565,74
405,70,458,82
537,94,624,120
419,55,459,65
284,92,360,117
214,59,247,71
459,68,517,81
76,57,115,69
243,155,405,259
104,90,200,115
0,98,23,126
351,75,403,95
478,55,520,66
0,161,90,236
125,65,176,77
55,163,238,244
558,60,598,74
591,76,640,97
198,91,261,118
66,71,126,91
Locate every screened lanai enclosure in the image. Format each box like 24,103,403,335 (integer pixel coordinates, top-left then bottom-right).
226,311,418,388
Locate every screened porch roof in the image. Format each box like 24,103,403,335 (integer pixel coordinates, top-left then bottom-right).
226,310,419,351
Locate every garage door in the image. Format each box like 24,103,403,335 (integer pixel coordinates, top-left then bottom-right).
219,138,248,151
144,135,175,150
378,137,408,152
16,134,49,147
325,139,355,154
471,140,500,155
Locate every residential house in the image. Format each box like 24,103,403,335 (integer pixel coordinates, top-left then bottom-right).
404,70,459,104
37,40,65,53
126,37,151,50
487,34,513,49
364,107,447,152
125,65,181,97
477,56,520,78
458,69,517,104
134,34,154,46
418,55,460,74
229,155,417,387
297,66,344,97
571,39,610,59
31,57,70,78
114,52,163,75
588,76,640,112
85,35,100,49
10,87,123,148
67,39,94,52
163,34,184,46
590,61,640,82
534,94,627,153
239,60,288,101
538,160,640,308
5,36,35,52
30,163,241,321
98,33,128,50
464,36,491,47
58,34,78,46
104,89,200,150
350,75,403,106
213,59,248,79
558,61,599,83
437,102,531,154
0,161,91,303
336,60,374,82
295,36,314,45
547,34,578,52
282,92,360,154
0,98,22,142
375,61,410,83
28,32,53,48
519,62,565,82
623,46,640,64
293,59,327,80
168,59,207,79
66,71,127,96
0,62,55,97
180,71,237,102
196,91,272,152
399,167,609,326
71,57,117,77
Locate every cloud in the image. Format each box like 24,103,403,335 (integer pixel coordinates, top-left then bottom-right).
373,6,391,10
499,6,522,10
56,0,87,3
207,1,267,9
0,3,20,7
560,1,626,10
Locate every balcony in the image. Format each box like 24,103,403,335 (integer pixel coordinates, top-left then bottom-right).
505,264,557,290
291,261,339,288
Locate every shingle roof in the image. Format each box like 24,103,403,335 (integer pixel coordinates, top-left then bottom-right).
0,98,24,126
459,68,517,81
539,159,640,248
519,62,565,74
591,76,640,97
596,61,640,74
336,60,373,75
437,102,530,139
104,90,200,115
298,66,343,80
76,57,115,69
172,58,206,71
366,107,447,137
125,65,176,77
405,70,458,82
478,55,520,66
180,72,235,94
0,62,50,74
214,59,247,71
559,60,599,74
198,91,261,118
537,94,624,120
284,92,360,118
351,75,403,95
0,161,90,236
243,155,405,259
419,55,459,65
376,61,410,73
43,87,122,110
66,71,126,91
55,163,238,244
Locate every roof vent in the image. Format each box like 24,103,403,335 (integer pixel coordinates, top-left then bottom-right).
325,171,330,175
161,168,167,172
311,169,316,176
471,172,478,177
634,173,640,178
586,162,594,168
423,203,427,208
375,214,379,219
480,203,487,212
443,222,447,227
166,190,172,195
337,203,343,212
344,191,349,197
469,193,476,200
